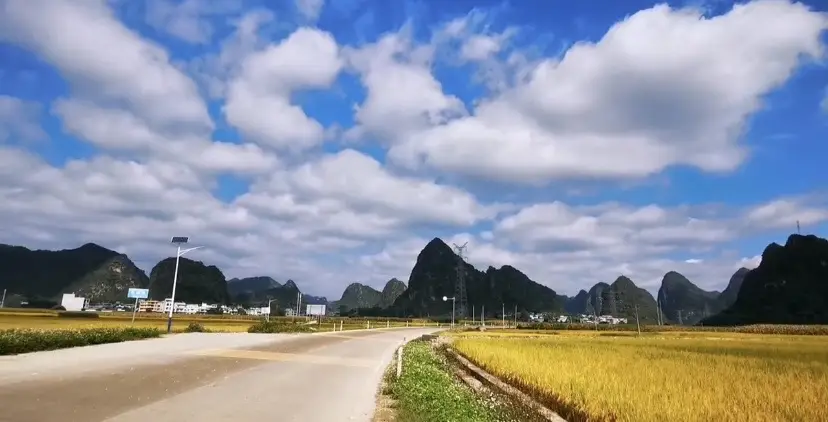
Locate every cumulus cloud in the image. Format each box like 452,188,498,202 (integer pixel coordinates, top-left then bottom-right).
343,29,467,143
145,0,242,44
224,27,342,151
0,95,46,142
295,0,325,22
0,0,213,132
373,1,828,184
0,0,825,299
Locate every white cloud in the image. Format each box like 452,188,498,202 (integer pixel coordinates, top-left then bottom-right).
343,30,467,143
52,98,277,175
377,1,828,184
189,9,275,98
145,0,241,44
224,27,342,151
295,0,325,22
0,0,825,301
744,198,828,229
0,0,213,133
0,95,46,142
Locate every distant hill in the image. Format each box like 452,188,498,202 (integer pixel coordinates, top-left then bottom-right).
149,257,230,305
65,255,149,303
228,276,281,297
560,289,589,314
392,238,559,317
657,271,720,325
559,282,610,316
599,276,659,323
702,234,828,325
227,276,326,310
380,278,407,308
0,243,146,303
336,283,382,313
717,267,750,309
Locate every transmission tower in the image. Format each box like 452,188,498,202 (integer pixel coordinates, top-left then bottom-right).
452,242,469,319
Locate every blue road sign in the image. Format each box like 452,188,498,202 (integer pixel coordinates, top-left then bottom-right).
127,288,149,299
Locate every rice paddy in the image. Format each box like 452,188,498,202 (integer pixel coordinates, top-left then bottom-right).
451,330,828,422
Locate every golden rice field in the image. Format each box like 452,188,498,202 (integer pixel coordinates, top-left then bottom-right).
451,330,828,422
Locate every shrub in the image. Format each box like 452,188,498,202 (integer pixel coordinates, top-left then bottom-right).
183,322,210,333
0,327,161,355
248,320,313,333
57,311,100,319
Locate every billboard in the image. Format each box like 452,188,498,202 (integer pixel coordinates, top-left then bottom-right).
306,304,326,316
127,288,149,299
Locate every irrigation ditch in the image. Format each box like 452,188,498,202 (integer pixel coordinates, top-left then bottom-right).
413,332,563,422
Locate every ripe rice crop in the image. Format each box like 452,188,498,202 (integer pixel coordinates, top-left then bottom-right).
452,331,828,422
519,322,828,335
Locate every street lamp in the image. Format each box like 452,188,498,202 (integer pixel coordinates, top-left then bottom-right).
443,296,456,329
266,298,278,322
167,236,203,333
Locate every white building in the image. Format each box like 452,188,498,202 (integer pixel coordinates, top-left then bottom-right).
247,306,270,316
556,315,569,323
161,299,187,314
152,301,165,313
183,304,200,314
61,293,87,311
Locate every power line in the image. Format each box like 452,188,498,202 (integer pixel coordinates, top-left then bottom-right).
452,242,469,319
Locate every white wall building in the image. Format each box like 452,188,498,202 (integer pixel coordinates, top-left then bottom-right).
61,293,87,311
183,304,200,314
161,298,188,314
247,306,270,316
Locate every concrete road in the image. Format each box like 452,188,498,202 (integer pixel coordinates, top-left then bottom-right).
0,327,439,422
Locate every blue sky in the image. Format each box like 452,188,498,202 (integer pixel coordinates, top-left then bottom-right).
0,0,827,299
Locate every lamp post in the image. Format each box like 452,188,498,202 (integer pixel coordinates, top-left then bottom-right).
167,236,203,333
266,298,278,322
443,296,456,329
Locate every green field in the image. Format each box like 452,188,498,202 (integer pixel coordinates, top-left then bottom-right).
449,329,828,422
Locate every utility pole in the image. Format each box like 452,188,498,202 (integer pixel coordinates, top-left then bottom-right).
472,305,475,325
514,305,517,328
481,305,485,327
678,309,683,326
502,303,505,327
634,304,641,336
593,309,598,331
452,243,469,320
0,289,5,308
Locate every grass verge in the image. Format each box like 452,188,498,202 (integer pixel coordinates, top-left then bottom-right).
247,320,314,333
0,327,161,355
453,331,828,422
387,339,515,422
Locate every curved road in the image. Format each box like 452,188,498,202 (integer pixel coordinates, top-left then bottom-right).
0,327,439,422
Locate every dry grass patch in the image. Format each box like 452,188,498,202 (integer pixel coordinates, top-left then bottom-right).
452,331,828,422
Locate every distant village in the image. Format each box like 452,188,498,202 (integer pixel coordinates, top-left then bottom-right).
62,293,631,324
60,293,309,316
537,313,629,325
